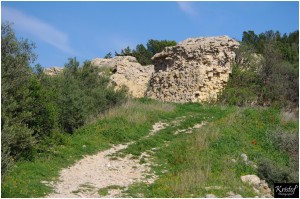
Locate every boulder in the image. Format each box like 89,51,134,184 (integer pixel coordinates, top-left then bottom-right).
147,35,239,103
241,175,261,186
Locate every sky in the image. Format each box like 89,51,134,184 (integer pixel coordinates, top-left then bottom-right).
1,1,299,68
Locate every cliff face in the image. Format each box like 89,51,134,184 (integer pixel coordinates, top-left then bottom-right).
147,36,239,103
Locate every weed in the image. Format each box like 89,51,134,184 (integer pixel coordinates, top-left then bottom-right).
98,185,125,197
98,187,109,196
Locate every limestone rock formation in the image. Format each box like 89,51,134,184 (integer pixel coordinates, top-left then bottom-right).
108,56,154,98
44,66,64,76
147,35,239,103
91,56,137,69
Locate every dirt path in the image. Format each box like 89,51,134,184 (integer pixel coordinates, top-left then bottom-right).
45,121,168,198
45,118,206,198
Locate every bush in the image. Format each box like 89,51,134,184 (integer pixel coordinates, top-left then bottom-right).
258,129,299,186
220,87,257,106
221,37,299,109
268,129,299,165
1,23,128,177
219,64,260,106
257,158,298,187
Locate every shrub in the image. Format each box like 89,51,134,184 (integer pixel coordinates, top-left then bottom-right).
268,128,299,165
258,129,299,186
257,158,298,187
219,64,260,106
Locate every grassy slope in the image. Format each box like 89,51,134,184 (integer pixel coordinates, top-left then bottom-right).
1,99,298,198
125,107,298,198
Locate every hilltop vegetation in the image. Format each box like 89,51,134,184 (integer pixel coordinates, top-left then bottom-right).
113,39,177,65
1,22,299,198
220,30,299,109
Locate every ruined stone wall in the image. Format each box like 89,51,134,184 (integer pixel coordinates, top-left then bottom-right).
109,56,154,98
147,36,239,103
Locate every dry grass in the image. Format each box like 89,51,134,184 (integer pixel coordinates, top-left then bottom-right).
104,99,175,124
280,110,298,123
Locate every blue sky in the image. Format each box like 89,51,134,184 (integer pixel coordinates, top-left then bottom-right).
1,1,299,68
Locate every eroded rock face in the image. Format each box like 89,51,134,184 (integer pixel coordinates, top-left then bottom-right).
147,36,239,103
109,56,154,98
44,67,64,76
91,56,137,69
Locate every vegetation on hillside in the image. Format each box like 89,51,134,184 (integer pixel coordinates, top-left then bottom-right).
2,99,298,197
1,23,127,177
220,30,299,109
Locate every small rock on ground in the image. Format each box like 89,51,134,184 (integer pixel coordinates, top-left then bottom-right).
206,193,217,198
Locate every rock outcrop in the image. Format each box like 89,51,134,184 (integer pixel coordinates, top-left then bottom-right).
241,175,273,198
94,56,154,98
44,66,64,76
147,35,239,103
91,56,137,69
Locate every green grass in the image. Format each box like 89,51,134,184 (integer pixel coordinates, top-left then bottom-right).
125,106,298,198
2,98,298,198
98,185,125,196
98,187,109,196
1,99,176,197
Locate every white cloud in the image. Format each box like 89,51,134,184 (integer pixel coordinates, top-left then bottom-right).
177,1,198,16
2,6,76,54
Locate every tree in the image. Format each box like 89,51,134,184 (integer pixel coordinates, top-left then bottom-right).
119,46,132,56
104,52,112,59
222,29,299,108
146,39,177,56
1,22,37,176
115,39,177,65
132,44,152,65
64,57,80,76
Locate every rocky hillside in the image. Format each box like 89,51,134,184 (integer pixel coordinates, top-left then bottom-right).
43,36,240,103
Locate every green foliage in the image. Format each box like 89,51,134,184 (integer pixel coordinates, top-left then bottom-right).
1,22,39,176
221,30,299,108
132,44,152,65
220,63,261,106
259,128,299,185
42,58,128,133
257,158,298,187
116,39,176,65
1,24,128,177
116,46,133,56
242,30,299,65
104,52,112,59
146,39,177,55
